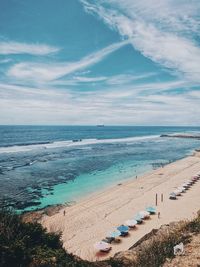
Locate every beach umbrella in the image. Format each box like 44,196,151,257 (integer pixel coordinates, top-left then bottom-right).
134,217,143,224
107,230,121,238
135,212,145,219
189,179,195,184
169,192,176,200
125,219,137,227
182,183,189,189
117,225,129,233
173,189,181,196
134,213,143,223
94,241,111,252
139,211,150,219
177,186,186,193
192,176,198,182
146,206,156,214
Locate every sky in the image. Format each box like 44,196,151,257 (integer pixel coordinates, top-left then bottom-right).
0,0,200,125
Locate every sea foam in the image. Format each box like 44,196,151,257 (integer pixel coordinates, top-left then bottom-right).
0,135,160,154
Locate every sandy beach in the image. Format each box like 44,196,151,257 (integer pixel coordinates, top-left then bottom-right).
41,151,200,261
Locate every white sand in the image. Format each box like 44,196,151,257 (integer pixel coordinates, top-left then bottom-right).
41,152,200,261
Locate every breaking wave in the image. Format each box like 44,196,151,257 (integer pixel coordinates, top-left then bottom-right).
0,135,160,154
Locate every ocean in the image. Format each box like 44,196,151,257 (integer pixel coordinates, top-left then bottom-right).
0,125,200,212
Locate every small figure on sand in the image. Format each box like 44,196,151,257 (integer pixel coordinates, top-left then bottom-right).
63,210,66,216
158,211,160,219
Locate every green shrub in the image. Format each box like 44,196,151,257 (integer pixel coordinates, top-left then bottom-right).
0,208,92,267
108,216,200,267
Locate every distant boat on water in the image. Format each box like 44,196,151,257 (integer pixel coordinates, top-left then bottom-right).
97,125,105,127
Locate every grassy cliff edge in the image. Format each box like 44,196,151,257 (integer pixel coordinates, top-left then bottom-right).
0,209,200,267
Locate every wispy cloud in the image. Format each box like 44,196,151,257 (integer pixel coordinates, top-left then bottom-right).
7,40,129,82
81,0,200,83
51,72,156,86
105,73,156,85
0,79,200,125
1,1,200,125
0,78,199,125
0,41,60,55
73,76,106,82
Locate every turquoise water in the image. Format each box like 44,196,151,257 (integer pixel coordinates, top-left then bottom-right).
30,159,152,211
0,126,200,211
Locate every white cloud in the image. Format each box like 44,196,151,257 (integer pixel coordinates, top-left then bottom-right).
50,72,156,86
106,0,200,34
1,1,200,125
0,41,60,55
81,0,200,83
0,83,65,97
7,40,129,82
73,76,106,82
105,73,156,85
74,72,156,85
0,79,199,125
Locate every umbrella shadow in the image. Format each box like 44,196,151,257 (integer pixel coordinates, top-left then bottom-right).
113,238,121,244
95,250,111,258
128,226,138,231
120,232,130,238
144,216,152,221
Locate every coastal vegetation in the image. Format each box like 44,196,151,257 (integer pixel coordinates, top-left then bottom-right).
108,212,200,267
0,208,199,267
0,209,91,267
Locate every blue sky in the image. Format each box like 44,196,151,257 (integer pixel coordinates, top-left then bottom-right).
0,0,200,125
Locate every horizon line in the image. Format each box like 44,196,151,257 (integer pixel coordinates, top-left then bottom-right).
0,124,199,127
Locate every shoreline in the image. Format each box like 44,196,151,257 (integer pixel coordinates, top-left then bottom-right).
22,148,197,217
22,150,194,215
3,133,200,212
36,150,200,261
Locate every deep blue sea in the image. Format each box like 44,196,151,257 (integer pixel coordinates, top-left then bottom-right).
0,125,200,211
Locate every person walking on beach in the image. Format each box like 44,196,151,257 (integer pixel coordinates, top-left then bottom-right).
158,211,160,219
63,210,66,216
